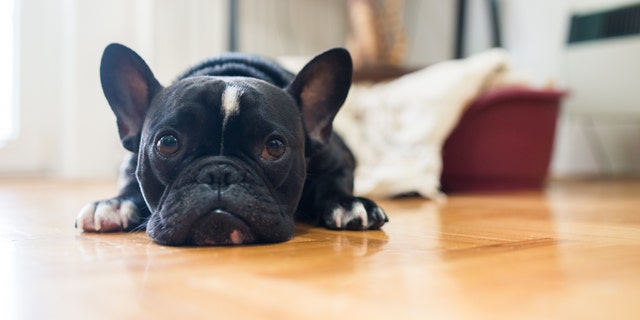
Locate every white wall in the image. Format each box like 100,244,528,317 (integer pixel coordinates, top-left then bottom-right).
0,0,64,175
0,0,229,178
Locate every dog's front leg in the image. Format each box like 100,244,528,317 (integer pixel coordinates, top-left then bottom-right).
75,153,150,232
298,167,388,230
297,136,388,230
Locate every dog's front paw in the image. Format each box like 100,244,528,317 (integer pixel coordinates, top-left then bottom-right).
75,198,141,232
324,197,388,230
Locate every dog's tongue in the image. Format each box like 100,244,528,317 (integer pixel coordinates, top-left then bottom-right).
189,210,256,246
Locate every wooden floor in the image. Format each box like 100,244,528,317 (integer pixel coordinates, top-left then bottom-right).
1,178,639,320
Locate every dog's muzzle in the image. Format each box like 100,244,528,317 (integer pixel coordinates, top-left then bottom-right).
145,157,291,246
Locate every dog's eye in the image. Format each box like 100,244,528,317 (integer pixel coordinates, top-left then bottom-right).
261,137,286,160
155,134,180,157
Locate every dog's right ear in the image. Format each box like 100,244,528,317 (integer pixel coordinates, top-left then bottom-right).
100,43,162,152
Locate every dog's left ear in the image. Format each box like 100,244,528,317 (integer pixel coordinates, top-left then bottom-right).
287,48,352,151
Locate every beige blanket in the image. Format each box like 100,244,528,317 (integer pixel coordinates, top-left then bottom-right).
334,49,513,199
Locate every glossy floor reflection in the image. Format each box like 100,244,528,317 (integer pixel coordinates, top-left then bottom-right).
1,178,639,319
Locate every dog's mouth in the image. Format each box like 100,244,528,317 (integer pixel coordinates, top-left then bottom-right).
188,209,256,246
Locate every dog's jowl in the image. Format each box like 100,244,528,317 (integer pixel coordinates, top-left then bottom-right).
76,43,388,245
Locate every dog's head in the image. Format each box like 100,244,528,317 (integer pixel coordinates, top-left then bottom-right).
99,44,352,245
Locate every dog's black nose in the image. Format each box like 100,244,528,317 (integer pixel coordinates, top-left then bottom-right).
195,164,243,188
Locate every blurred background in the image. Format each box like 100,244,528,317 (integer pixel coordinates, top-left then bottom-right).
0,0,639,182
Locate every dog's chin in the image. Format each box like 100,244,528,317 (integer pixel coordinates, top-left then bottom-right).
188,209,257,246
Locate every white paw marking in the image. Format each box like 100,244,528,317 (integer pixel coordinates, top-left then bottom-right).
76,199,140,232
76,202,97,231
331,201,368,229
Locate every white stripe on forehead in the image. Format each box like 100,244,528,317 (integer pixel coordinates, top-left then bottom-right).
221,84,243,125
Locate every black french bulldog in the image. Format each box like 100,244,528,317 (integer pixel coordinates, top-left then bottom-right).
76,43,388,246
